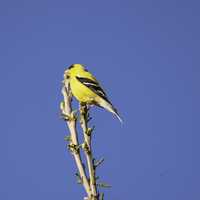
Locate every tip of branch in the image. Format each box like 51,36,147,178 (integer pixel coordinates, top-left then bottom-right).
97,182,112,189
94,158,105,169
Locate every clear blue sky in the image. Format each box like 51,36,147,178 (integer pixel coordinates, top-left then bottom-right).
0,0,199,199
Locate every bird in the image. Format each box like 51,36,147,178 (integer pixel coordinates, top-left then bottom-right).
64,64,122,123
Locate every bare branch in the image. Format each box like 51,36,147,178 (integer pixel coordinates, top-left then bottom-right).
61,77,91,197
80,104,98,200
61,72,108,200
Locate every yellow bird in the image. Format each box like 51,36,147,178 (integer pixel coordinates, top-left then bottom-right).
64,64,122,122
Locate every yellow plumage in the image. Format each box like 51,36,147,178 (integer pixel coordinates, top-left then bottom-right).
65,64,122,122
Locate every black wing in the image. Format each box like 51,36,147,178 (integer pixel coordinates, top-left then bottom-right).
76,76,111,103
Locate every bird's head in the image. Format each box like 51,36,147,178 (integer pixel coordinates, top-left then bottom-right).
64,64,86,79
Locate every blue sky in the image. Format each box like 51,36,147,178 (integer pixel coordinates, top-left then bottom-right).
0,0,200,199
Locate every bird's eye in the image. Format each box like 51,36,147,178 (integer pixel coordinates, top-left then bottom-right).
84,68,88,72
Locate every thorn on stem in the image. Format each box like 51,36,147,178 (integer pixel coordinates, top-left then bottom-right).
86,126,95,136
64,135,71,142
75,172,83,184
97,182,111,189
87,116,92,123
99,193,104,200
94,158,105,169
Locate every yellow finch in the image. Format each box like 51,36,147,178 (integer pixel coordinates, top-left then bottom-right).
64,64,122,122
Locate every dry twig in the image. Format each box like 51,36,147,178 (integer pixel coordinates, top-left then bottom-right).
61,75,91,197
61,72,108,200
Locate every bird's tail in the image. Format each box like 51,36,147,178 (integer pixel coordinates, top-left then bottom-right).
98,98,123,123
111,107,123,123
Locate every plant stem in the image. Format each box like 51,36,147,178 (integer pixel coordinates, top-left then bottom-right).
80,104,98,200
61,77,91,197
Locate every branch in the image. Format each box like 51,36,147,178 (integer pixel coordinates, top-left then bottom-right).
61,71,109,200
61,75,91,197
80,104,98,200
